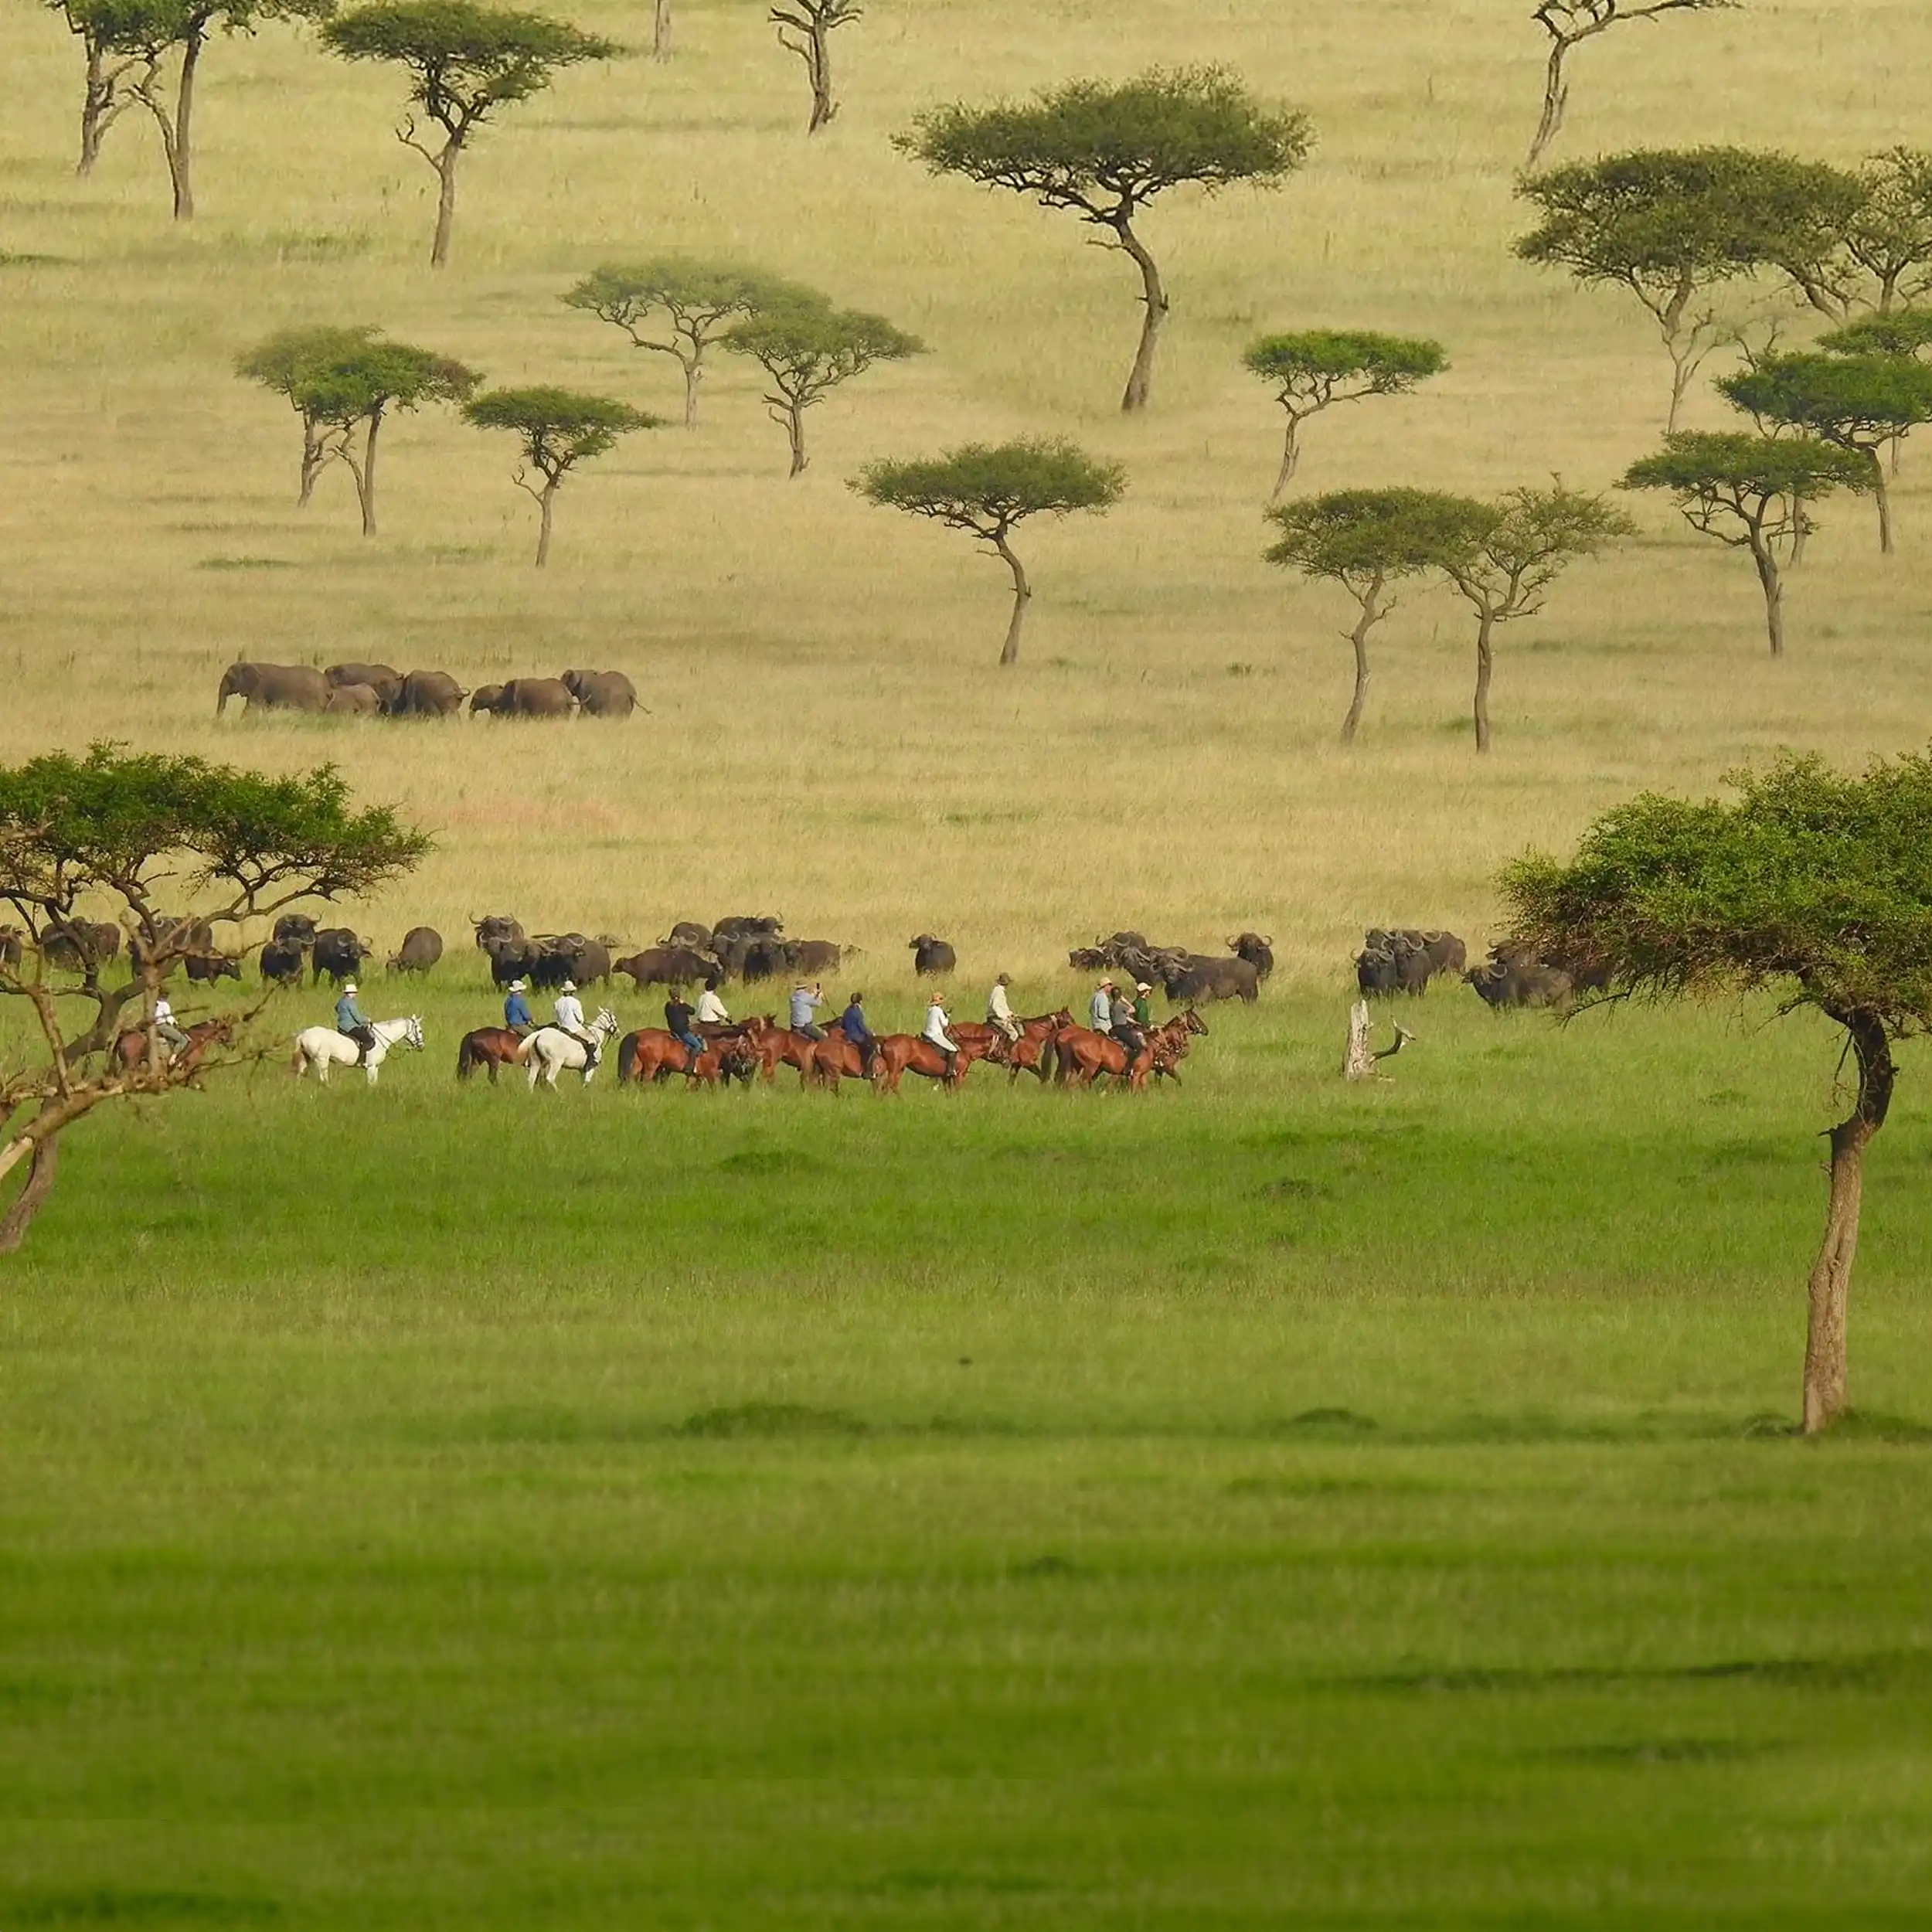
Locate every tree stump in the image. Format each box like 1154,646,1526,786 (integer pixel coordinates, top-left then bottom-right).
1344,1000,1376,1080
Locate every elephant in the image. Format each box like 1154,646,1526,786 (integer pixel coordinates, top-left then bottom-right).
324,683,383,716
478,677,575,719
393,669,465,717
560,668,637,718
216,662,329,717
326,662,404,707
469,684,505,716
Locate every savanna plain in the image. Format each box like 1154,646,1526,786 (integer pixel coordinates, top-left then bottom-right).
4,0,1932,1923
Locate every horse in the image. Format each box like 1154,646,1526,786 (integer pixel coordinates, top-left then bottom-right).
518,1008,620,1089
112,1016,234,1081
868,1031,998,1094
456,1026,527,1084
737,1017,821,1085
291,1015,425,1085
617,1027,753,1088
807,1032,874,1093
964,1009,1073,1086
1148,1009,1209,1083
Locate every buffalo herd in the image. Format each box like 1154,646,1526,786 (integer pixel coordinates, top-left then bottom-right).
215,662,635,721
1066,930,1270,1005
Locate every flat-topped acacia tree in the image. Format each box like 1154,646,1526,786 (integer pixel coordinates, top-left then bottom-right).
769,0,858,134
1526,1,1737,170
464,386,658,565
898,67,1311,413
323,2,619,267
238,328,478,534
1502,747,1932,1434
1514,149,1858,433
1242,332,1446,498
1720,352,1932,554
0,746,427,1253
854,439,1124,666
1622,432,1872,655
723,298,921,477
1768,148,1932,321
236,323,383,505
1264,488,1463,743
563,261,801,429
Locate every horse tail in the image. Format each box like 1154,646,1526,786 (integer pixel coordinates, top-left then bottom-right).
456,1034,475,1081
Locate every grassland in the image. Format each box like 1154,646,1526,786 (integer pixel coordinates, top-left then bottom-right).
5,0,1932,1920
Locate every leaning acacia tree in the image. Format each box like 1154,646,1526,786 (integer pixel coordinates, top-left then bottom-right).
464,386,658,566
235,323,380,505
322,1,619,267
563,260,799,428
769,0,859,134
0,746,427,1253
1621,432,1871,655
1514,149,1854,433
48,0,147,175
1264,488,1461,744
1427,484,1634,753
1502,748,1932,1434
1525,1,1736,170
898,67,1311,413
853,439,1125,667
1242,332,1446,498
723,298,921,477
1763,148,1932,321
1720,352,1932,555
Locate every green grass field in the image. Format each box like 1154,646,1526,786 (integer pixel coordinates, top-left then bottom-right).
6,0,1932,1918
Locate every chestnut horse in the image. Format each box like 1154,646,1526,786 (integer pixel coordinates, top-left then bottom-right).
456,1026,526,1083
964,1009,1074,1085
617,1028,753,1088
738,1017,821,1086
868,1031,998,1094
112,1015,234,1080
806,1032,874,1092
1048,1011,1208,1093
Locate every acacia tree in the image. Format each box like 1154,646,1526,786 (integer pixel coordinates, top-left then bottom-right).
235,323,379,505
563,260,798,428
723,299,921,477
49,0,145,175
1526,1,1736,170
464,386,657,566
1427,485,1634,752
1242,332,1446,498
1264,489,1461,743
853,440,1124,666
769,0,858,134
0,747,426,1253
899,68,1311,413
1766,148,1932,321
1720,352,1932,554
1622,432,1872,655
1502,749,1932,1434
1514,149,1854,432
322,2,619,267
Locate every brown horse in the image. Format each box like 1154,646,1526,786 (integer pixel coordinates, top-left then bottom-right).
969,1009,1074,1085
868,1031,998,1094
112,1015,233,1080
1048,1010,1208,1093
456,1026,529,1083
738,1017,821,1086
807,1032,873,1092
617,1028,750,1088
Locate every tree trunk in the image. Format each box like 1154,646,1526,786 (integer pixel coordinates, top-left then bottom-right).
298,420,328,507
1526,35,1570,168
654,0,672,60
993,533,1031,668
1872,455,1893,554
1471,609,1495,753
170,28,202,220
1343,1001,1376,1082
0,1131,60,1257
1791,494,1810,567
682,355,700,429
430,143,461,268
1750,529,1784,657
1341,575,1383,745
356,408,383,537
786,402,808,478
79,38,107,175
534,480,558,567
1116,219,1168,413
1272,415,1301,500
1801,1012,1894,1434
806,22,835,132
1665,338,1697,436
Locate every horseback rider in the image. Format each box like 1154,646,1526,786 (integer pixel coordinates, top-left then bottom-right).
696,975,731,1028
553,980,600,1070
789,980,828,1041
986,972,1022,1043
839,990,876,1071
922,992,960,1080
502,978,534,1036
664,992,707,1070
335,981,378,1064
1110,984,1145,1070
151,993,191,1061
1133,981,1154,1030
1089,979,1115,1034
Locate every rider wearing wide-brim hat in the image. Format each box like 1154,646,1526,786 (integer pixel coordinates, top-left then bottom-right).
553,979,598,1066
335,979,378,1064
502,978,534,1036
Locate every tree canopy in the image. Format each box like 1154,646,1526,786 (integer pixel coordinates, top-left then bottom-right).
1818,307,1932,360
463,386,658,564
724,298,922,476
1622,430,1872,655
236,323,383,505
854,439,1124,665
1500,747,1932,1430
1242,330,1447,495
322,2,620,264
898,67,1311,411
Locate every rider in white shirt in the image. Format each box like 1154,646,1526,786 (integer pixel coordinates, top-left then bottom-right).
923,995,959,1078
986,973,1021,1042
152,995,190,1058
696,978,730,1026
553,981,599,1068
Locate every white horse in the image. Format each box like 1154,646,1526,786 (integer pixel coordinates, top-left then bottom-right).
519,1008,620,1089
291,1015,426,1085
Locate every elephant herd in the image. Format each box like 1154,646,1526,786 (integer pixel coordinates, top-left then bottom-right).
214,662,636,720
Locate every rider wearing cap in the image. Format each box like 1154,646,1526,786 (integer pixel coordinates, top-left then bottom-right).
502,978,534,1036
335,981,377,1064
553,980,599,1069
922,991,960,1080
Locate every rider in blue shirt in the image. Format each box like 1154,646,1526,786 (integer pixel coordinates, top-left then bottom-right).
335,981,376,1063
788,981,827,1040
502,978,534,1035
838,992,875,1071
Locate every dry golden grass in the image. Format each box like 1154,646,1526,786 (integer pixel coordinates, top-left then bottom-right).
1,0,1928,979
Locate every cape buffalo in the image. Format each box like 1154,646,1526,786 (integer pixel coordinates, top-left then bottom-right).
260,939,306,986
42,921,122,971
1163,954,1259,1003
311,928,370,985
615,946,714,988
789,939,843,975
274,913,318,947
472,914,525,951
185,953,241,983
1229,932,1274,979
387,927,444,975
910,934,956,976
